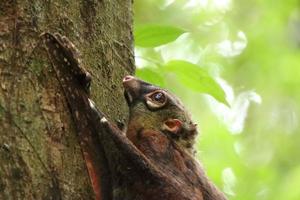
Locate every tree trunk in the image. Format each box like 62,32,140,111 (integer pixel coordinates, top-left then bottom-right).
0,0,134,199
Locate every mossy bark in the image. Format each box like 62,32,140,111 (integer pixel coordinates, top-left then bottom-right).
0,0,134,199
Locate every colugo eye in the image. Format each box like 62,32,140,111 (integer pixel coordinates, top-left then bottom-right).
146,91,167,109
151,92,165,103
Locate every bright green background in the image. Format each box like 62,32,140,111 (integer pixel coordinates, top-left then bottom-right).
134,1,300,200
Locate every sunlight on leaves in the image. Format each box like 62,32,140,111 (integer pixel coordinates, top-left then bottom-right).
207,78,261,134
215,31,248,57
222,167,236,196
185,0,232,11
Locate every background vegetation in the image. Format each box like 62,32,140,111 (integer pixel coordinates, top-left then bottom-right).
134,1,300,200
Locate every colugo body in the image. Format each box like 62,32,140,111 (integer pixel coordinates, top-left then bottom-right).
42,32,227,200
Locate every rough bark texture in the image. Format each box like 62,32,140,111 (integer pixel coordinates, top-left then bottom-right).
0,0,134,199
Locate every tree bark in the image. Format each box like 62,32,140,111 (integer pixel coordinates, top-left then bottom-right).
0,0,134,199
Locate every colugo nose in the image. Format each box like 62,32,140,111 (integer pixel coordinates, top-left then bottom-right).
123,75,135,83
122,75,139,90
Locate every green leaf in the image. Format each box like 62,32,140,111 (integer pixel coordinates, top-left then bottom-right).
135,24,186,48
163,60,227,104
136,67,165,87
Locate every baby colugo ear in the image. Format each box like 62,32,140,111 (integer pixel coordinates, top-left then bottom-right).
162,119,182,134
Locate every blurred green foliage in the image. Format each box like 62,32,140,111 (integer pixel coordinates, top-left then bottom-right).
134,0,300,200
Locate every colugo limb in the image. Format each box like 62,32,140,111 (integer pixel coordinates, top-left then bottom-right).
42,33,227,200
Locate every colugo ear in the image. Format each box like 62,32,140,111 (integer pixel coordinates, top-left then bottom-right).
162,119,182,134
